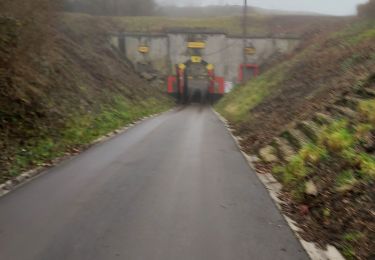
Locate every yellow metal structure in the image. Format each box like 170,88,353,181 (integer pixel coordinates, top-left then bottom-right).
187,42,206,49
178,63,186,70
245,47,256,55
206,64,214,70
191,56,202,63
138,46,150,53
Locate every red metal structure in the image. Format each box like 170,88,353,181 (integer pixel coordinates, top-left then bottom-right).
237,64,259,83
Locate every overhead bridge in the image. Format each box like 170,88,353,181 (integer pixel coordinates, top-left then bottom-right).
110,28,300,103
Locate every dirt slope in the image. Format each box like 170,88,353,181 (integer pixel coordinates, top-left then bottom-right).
0,13,172,183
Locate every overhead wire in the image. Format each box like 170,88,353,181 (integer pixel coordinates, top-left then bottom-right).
203,41,243,57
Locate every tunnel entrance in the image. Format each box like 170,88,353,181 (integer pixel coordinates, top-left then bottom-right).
167,59,224,104
185,60,210,104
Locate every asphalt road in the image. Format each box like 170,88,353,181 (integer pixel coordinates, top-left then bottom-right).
0,105,308,260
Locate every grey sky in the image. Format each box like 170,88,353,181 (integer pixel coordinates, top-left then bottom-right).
157,0,369,15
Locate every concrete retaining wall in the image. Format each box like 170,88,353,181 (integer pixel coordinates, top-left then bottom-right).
110,32,300,83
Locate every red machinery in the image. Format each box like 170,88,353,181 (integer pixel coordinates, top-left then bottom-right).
167,62,225,104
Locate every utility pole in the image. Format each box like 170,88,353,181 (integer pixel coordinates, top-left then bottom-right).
243,0,248,65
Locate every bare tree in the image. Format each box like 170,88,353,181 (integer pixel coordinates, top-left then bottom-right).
63,0,156,16
357,0,375,18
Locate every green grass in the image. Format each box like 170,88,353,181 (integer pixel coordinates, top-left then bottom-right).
215,63,289,122
332,20,375,46
273,154,309,186
341,53,367,71
343,231,365,242
340,231,365,259
272,112,374,197
318,120,355,153
273,159,308,202
8,96,173,179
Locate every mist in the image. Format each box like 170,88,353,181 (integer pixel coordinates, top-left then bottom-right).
157,0,369,15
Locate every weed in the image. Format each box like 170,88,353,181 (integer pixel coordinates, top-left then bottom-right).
358,99,375,125
357,153,375,179
291,181,306,203
343,231,365,242
319,120,355,153
8,96,172,178
342,150,375,180
271,165,285,182
341,53,365,71
342,148,359,166
340,231,365,259
348,26,375,45
9,138,63,176
335,170,358,192
355,123,373,140
341,245,356,260
276,155,309,186
299,143,328,164
332,20,375,46
323,208,331,218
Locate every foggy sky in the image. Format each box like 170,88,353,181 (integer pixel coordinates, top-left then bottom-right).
157,0,369,15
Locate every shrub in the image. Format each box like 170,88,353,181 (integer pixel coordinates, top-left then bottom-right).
357,0,375,19
63,0,156,16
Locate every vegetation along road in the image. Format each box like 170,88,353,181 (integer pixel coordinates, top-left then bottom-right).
0,105,308,260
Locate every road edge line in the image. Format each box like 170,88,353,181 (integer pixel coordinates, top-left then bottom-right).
212,107,345,260
0,108,176,199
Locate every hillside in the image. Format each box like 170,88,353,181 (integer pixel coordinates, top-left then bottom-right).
216,19,375,259
156,5,323,18
0,13,173,183
217,19,375,152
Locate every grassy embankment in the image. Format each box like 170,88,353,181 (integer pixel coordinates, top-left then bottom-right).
271,84,375,260
0,13,173,183
216,19,375,151
8,97,171,179
216,20,375,259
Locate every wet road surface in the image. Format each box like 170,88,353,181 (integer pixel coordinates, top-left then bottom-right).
0,105,308,260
